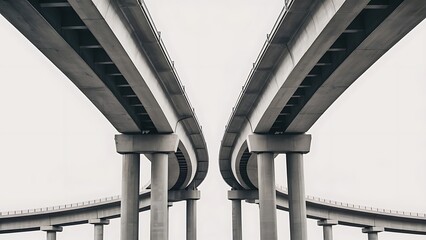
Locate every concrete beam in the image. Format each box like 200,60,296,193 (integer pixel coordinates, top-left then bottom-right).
40,226,63,232
115,134,179,154
362,227,384,233
247,134,311,153
89,219,110,225
317,220,338,226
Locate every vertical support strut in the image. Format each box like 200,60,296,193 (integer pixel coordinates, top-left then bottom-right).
257,152,277,240
287,153,307,240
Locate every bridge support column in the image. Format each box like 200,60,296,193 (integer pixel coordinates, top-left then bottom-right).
362,227,384,240
89,219,110,240
317,220,338,240
257,152,278,240
115,134,179,240
41,226,62,240
232,199,242,240
186,199,197,240
151,153,169,240
287,153,307,240
121,153,140,240
247,134,311,240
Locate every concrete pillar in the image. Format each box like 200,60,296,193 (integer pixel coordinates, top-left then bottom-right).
151,153,169,240
115,134,179,240
41,226,63,240
247,134,311,240
187,199,197,240
286,153,307,240
317,220,338,240
257,152,277,240
121,154,140,240
89,219,110,240
232,199,242,240
362,227,384,240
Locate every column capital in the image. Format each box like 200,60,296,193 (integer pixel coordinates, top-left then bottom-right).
115,134,179,154
40,226,63,232
89,219,110,225
317,219,338,226
362,226,384,233
247,134,311,153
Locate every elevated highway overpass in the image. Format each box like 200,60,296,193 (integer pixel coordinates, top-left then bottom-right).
0,0,208,240
219,0,426,240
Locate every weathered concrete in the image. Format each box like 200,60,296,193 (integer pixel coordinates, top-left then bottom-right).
186,200,197,240
41,226,62,240
231,200,242,240
121,154,140,240
89,219,110,240
362,227,384,240
257,152,277,240
151,153,169,240
317,220,338,240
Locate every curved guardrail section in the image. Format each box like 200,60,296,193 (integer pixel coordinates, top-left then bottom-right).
2,186,424,235
229,187,426,235
0,189,199,233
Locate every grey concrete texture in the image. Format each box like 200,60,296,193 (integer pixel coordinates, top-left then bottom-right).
287,153,308,240
150,153,169,240
120,154,140,240
186,200,197,240
257,153,278,240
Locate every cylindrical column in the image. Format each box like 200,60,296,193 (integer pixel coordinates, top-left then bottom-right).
362,227,384,240
151,153,169,240
286,153,307,240
317,220,338,240
232,199,242,240
41,226,62,240
94,224,104,240
89,219,110,240
121,154,140,240
257,152,277,240
368,233,378,240
187,200,197,240
47,231,56,240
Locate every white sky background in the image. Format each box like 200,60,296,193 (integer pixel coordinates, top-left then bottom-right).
0,1,426,240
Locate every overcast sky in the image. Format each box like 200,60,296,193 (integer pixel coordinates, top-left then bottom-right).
1,1,426,240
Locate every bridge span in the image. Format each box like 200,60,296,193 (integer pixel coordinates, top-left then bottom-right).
219,0,426,240
0,0,208,240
